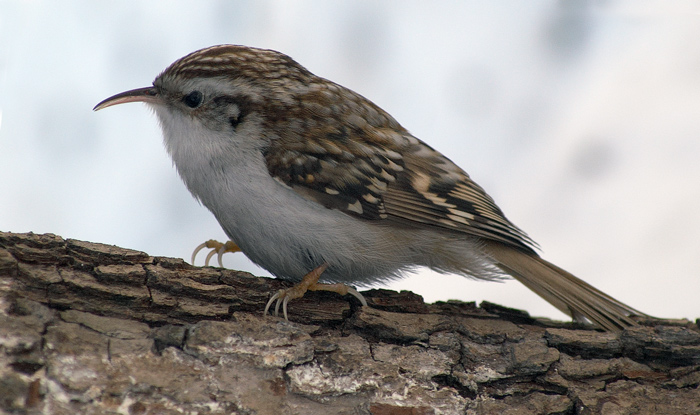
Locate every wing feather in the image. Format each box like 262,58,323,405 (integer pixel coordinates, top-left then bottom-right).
262,79,536,253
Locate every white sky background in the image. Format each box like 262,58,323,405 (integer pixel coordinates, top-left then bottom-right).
1,1,698,323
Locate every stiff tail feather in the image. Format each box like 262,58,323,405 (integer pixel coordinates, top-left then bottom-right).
484,242,647,332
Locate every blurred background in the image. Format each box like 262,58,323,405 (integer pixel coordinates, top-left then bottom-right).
1,1,698,322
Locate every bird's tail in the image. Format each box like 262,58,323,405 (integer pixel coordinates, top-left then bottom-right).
483,241,647,332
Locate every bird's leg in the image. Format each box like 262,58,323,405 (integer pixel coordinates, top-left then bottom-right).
264,263,367,320
191,239,241,267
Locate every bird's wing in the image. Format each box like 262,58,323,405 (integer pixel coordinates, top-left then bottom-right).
263,84,536,253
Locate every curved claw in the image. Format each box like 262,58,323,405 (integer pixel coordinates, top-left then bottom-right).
346,287,368,307
282,296,290,321
264,290,282,317
205,248,217,266
264,289,294,321
262,263,367,321
216,244,227,268
191,239,241,267
191,242,209,265
263,289,297,321
275,295,282,316
275,296,284,318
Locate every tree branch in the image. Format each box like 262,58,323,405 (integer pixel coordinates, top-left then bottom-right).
1,231,698,415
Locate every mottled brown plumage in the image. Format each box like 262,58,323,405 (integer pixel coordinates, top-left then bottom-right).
96,45,648,330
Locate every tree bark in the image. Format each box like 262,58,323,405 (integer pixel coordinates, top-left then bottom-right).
1,231,698,415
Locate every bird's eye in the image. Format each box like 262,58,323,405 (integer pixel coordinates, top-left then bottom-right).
183,91,203,108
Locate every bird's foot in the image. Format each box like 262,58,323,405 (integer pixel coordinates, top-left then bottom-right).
264,263,367,320
191,239,241,267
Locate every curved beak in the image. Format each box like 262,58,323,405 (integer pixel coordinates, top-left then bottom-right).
93,86,159,111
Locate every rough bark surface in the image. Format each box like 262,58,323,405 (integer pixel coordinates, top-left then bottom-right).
0,231,698,415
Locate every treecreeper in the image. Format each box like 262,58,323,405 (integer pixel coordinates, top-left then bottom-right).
95,44,648,330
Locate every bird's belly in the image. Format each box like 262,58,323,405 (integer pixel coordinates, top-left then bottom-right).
201,173,412,285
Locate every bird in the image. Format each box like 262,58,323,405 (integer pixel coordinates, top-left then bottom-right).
94,44,646,330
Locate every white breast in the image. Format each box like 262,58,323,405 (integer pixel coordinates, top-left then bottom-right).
153,102,419,284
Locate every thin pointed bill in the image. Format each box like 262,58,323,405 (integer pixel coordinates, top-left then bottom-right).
93,86,159,111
